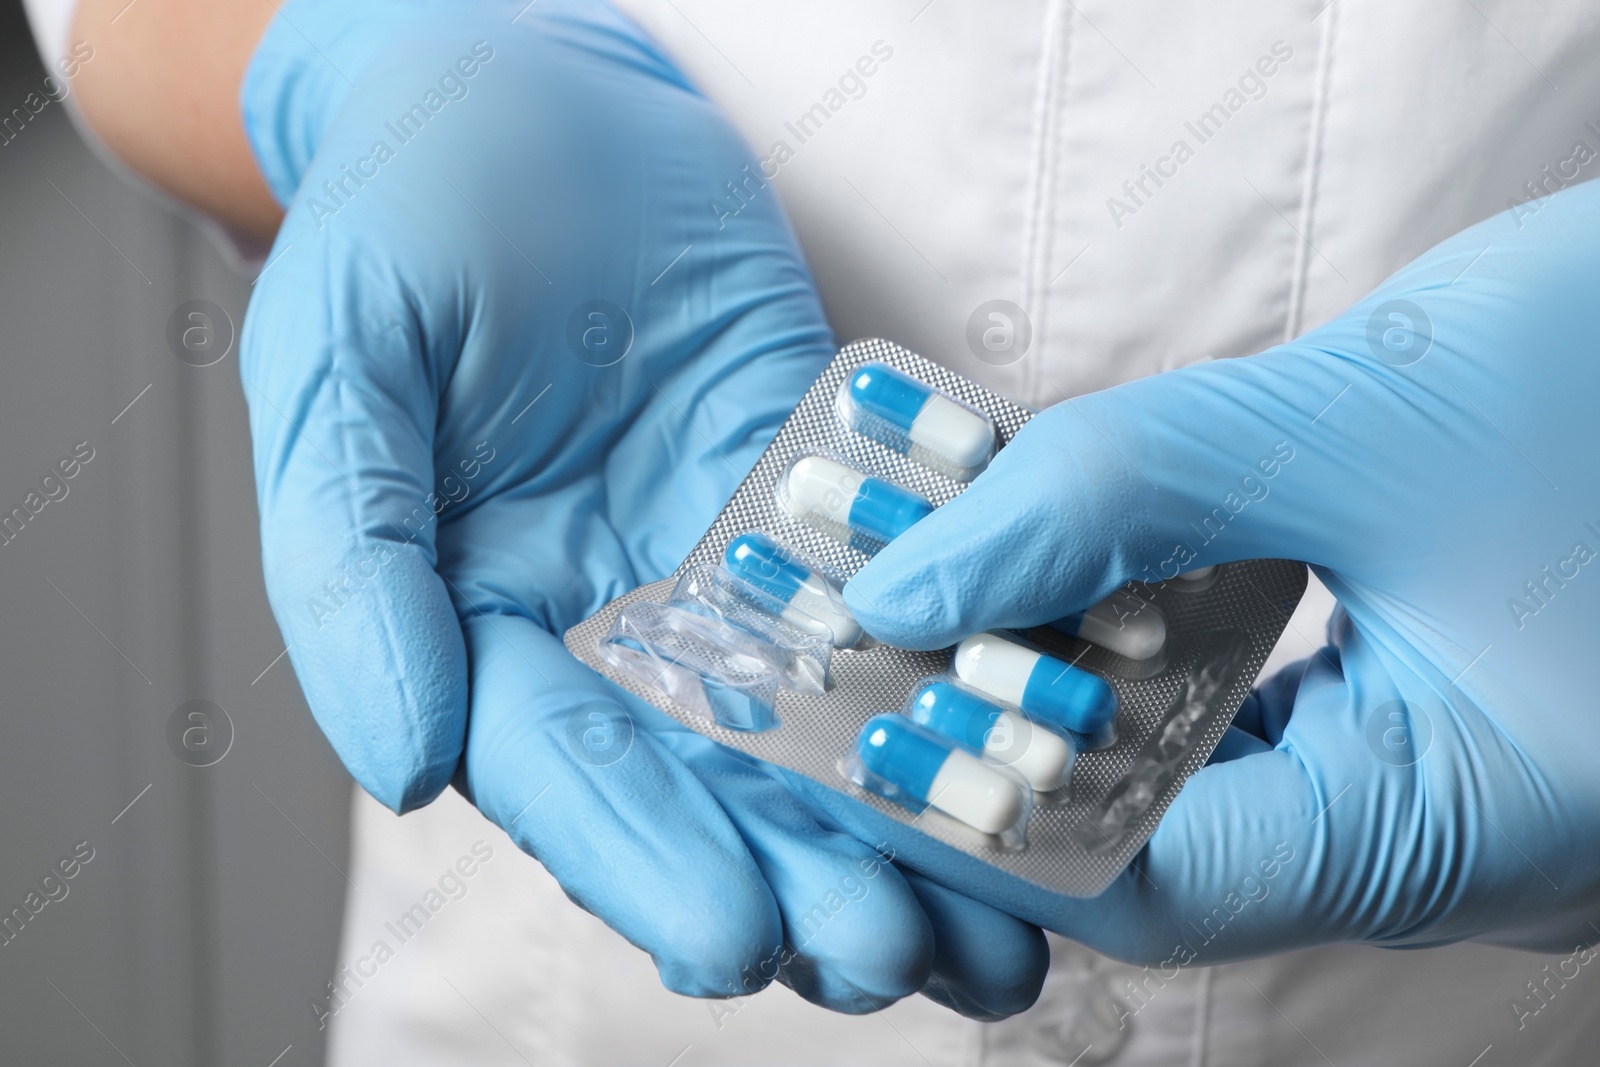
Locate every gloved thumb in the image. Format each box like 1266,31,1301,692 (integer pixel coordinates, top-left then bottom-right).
243,218,469,814
843,311,1426,650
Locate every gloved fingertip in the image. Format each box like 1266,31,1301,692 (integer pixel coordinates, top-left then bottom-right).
777,956,918,1015
363,762,456,816
843,564,958,652
918,973,1025,1022
643,898,786,1000
267,542,470,816
840,572,889,630
1206,723,1273,766
770,858,935,1012
654,952,770,1001
902,870,1048,1020
329,691,466,814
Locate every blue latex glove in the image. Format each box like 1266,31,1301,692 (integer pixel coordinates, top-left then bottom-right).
840,183,1600,960
239,0,1044,1013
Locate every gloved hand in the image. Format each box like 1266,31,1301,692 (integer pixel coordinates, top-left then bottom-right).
239,0,1044,1013
840,182,1600,960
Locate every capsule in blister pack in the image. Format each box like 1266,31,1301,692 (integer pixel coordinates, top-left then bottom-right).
907,680,1075,793
1048,593,1167,664
777,452,933,550
847,713,1031,846
837,361,997,480
954,631,1120,750
1170,565,1219,592
722,532,863,649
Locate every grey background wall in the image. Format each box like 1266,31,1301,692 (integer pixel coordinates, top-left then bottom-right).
0,5,348,1065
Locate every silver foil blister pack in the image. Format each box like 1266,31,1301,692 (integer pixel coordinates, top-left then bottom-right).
566,339,1306,896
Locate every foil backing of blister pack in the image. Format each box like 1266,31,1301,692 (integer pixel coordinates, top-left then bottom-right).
565,339,1307,896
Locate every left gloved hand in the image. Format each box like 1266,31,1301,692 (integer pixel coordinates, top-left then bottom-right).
240,0,1044,1015
836,181,1600,961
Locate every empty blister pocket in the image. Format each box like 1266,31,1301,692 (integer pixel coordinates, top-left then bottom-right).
600,565,832,732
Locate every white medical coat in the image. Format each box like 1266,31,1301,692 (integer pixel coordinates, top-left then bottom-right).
330,4,1600,1063
27,0,1599,1062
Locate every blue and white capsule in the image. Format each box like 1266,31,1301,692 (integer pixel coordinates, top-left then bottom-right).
781,454,933,546
855,714,1027,835
954,631,1118,740
843,363,996,477
1171,565,1218,591
723,532,862,648
1050,597,1167,660
910,681,1073,792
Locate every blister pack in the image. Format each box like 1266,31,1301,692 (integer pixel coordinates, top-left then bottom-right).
565,339,1306,896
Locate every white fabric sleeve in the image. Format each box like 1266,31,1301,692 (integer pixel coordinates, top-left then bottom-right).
21,0,77,65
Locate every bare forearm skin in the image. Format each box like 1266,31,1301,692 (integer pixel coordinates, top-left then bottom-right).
71,0,284,243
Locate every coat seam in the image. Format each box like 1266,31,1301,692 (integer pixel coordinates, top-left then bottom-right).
1020,0,1073,402
1286,1,1339,342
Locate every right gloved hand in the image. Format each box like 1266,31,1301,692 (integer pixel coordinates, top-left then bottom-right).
238,0,1045,1015
836,180,1600,964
